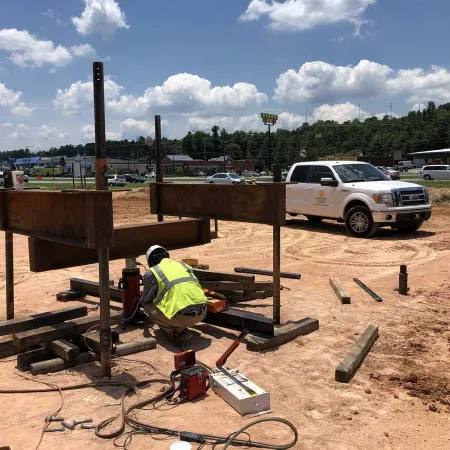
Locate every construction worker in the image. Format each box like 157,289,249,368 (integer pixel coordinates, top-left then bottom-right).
140,245,207,343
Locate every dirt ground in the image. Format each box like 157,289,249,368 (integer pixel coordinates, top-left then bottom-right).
0,188,449,450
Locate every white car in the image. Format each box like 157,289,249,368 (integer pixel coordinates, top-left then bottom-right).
107,175,127,187
286,161,431,238
205,173,242,184
420,165,450,180
145,172,156,179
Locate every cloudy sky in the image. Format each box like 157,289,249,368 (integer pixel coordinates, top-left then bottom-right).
1,0,450,151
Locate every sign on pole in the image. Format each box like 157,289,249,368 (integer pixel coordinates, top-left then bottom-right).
261,113,278,126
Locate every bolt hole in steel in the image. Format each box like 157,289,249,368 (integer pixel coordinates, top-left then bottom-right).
350,212,369,233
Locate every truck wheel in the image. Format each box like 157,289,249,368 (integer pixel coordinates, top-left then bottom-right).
345,206,378,238
392,221,424,234
423,174,432,180
306,216,323,223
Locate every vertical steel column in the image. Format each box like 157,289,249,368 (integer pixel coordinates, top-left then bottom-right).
155,115,163,222
93,61,112,378
5,232,14,320
273,164,282,325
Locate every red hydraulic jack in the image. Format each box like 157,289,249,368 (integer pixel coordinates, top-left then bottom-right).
118,258,143,320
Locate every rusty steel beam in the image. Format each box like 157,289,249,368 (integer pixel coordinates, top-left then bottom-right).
29,219,211,272
0,190,113,248
150,183,286,225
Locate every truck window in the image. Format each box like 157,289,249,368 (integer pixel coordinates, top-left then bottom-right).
310,166,335,183
290,165,310,182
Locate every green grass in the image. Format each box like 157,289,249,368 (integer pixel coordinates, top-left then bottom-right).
412,180,450,188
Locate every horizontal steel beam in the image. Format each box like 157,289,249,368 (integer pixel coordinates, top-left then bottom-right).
0,190,113,248
29,219,210,272
150,183,286,225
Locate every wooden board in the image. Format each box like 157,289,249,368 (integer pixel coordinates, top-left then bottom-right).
150,183,286,225
70,278,122,302
203,308,274,336
200,281,273,292
13,313,121,350
193,269,255,283
0,306,89,337
0,339,38,359
45,339,79,360
75,330,120,353
221,290,273,303
17,348,54,371
30,352,97,375
246,318,319,352
329,277,351,304
335,325,379,383
29,219,210,272
0,190,113,248
114,339,157,356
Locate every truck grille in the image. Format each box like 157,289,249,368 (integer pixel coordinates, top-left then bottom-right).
392,189,427,206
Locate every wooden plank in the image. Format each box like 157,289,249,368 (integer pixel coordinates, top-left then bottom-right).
30,352,97,375
329,277,351,304
193,269,255,283
200,281,273,291
0,339,37,359
13,313,121,350
220,291,272,303
70,278,122,302
17,348,54,371
0,306,89,337
335,325,379,383
203,308,274,336
45,339,79,361
114,339,157,356
0,190,113,248
246,318,319,352
29,219,211,272
150,183,286,225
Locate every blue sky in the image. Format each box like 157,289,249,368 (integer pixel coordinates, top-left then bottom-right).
1,0,450,151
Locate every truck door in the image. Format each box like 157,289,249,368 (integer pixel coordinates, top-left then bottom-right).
306,166,340,218
286,165,311,214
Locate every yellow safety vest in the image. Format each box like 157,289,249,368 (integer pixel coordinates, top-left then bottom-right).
150,259,206,319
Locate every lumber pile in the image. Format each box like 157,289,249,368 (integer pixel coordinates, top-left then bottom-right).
194,269,274,303
0,306,157,374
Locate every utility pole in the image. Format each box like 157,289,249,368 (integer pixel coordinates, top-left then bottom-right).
358,105,361,122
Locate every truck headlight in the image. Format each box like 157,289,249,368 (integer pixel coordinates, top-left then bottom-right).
373,193,394,207
423,188,430,204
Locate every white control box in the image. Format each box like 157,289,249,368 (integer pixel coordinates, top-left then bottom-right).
209,369,270,416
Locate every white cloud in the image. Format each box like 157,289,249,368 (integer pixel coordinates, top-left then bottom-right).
53,77,123,115
72,0,129,38
70,44,96,58
411,103,425,112
0,28,96,68
119,118,153,138
275,60,450,105
275,60,392,103
55,73,267,116
312,102,370,122
0,82,34,116
386,66,450,104
42,9,68,27
4,123,29,140
107,73,268,116
38,125,68,140
240,0,376,33
1,122,14,128
189,112,305,133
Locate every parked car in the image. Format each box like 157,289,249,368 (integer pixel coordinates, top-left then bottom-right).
0,172,3,186
420,164,450,180
145,172,156,179
376,167,400,180
133,174,145,183
282,171,289,181
205,173,242,184
107,175,127,187
23,174,29,183
285,161,431,238
260,171,267,176
123,174,136,183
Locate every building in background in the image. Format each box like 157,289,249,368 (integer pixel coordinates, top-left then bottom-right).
407,149,450,167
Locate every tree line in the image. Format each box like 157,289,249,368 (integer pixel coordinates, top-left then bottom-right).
2,101,450,171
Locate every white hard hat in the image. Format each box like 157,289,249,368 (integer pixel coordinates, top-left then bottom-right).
146,245,168,263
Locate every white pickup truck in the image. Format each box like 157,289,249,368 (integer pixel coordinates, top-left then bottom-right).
286,161,432,238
